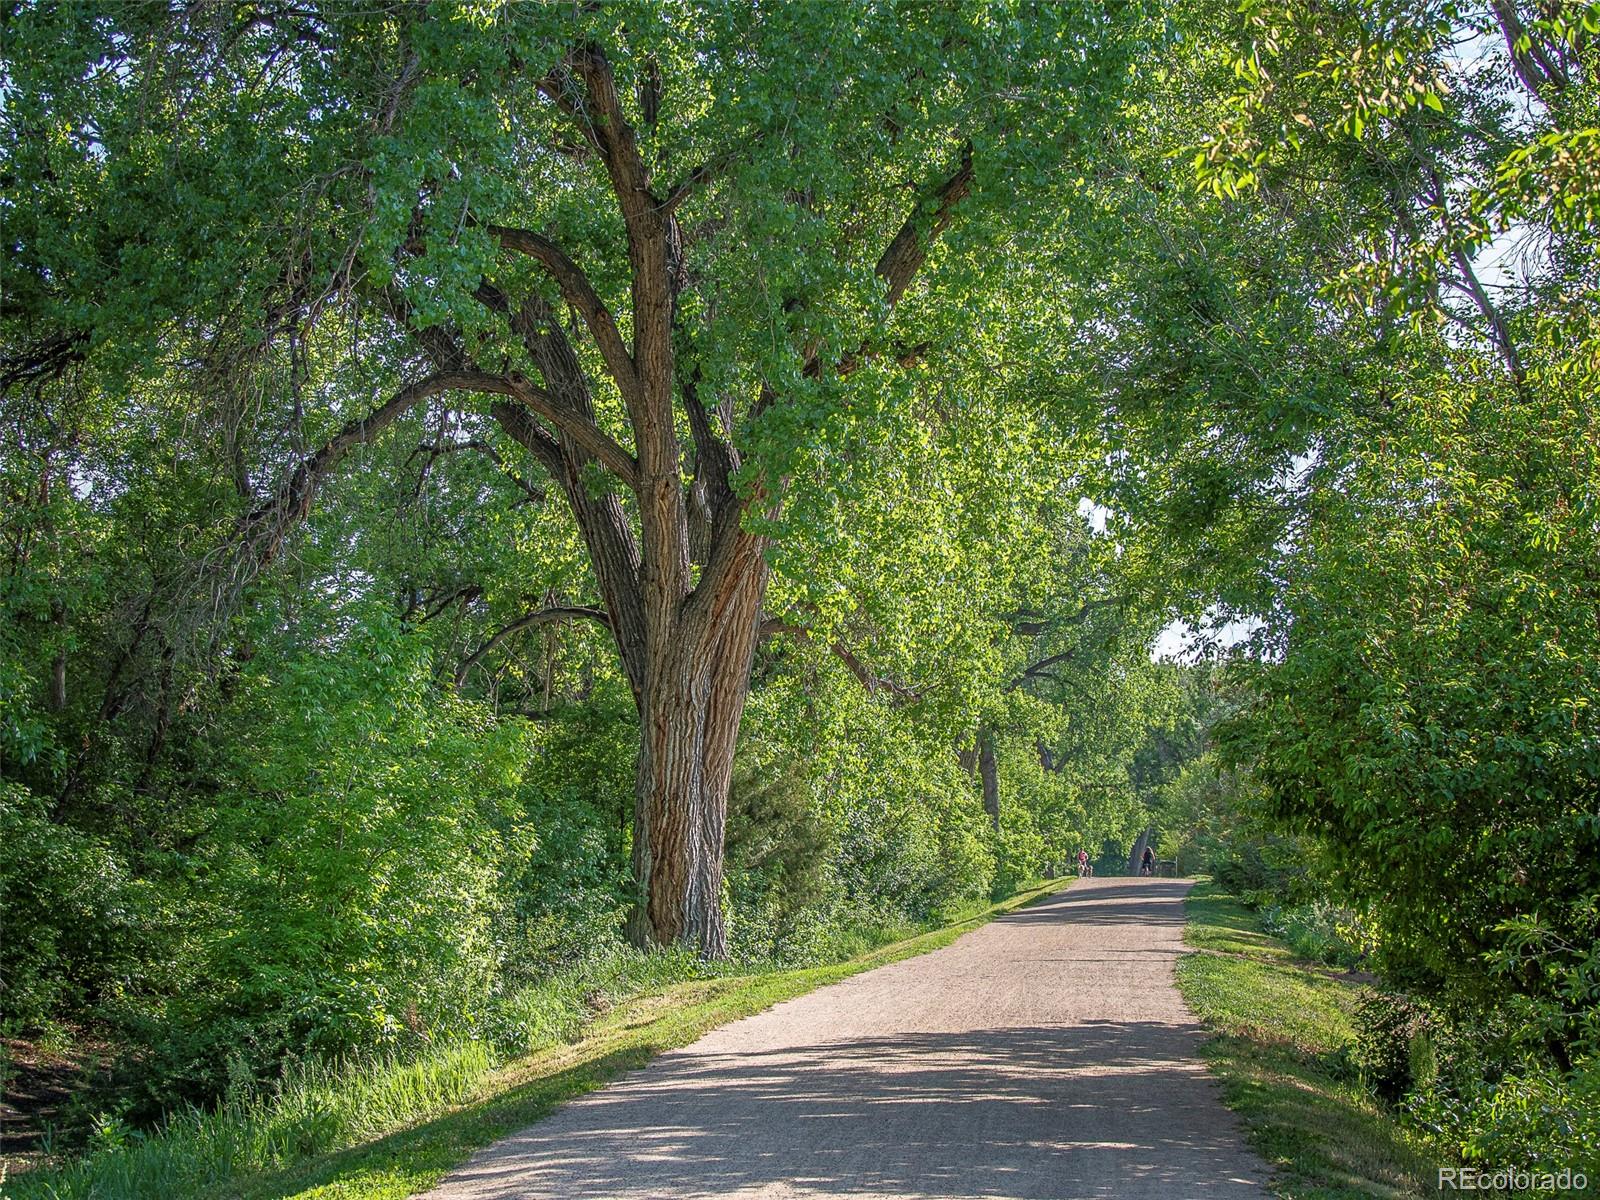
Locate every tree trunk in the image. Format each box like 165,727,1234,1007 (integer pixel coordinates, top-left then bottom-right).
979,729,1000,832
1128,828,1152,875
49,599,68,711
631,676,732,956
626,538,769,956
957,742,978,774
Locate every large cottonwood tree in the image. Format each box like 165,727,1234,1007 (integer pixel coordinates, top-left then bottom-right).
3,1,1148,953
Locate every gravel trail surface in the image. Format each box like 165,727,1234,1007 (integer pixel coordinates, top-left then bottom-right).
421,876,1272,1199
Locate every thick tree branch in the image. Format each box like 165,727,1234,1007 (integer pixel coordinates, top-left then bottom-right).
491,395,649,705
681,364,740,566
660,149,740,216
1002,599,1123,691
829,640,922,701
0,327,89,393
682,363,737,506
455,368,640,489
487,399,563,473
1419,163,1526,384
484,223,640,403
876,142,975,307
237,371,467,564
567,45,658,223
374,284,471,372
1006,597,1120,639
759,618,923,703
1007,648,1078,692
1490,0,1572,100
405,583,483,624
236,366,635,587
480,259,651,704
554,44,690,622
1446,246,1525,384
830,338,934,381
800,146,975,381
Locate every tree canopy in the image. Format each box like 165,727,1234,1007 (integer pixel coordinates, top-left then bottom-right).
3,0,1598,1187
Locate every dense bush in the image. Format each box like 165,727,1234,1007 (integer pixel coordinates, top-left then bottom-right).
116,615,534,1111
1229,372,1600,1046
494,690,636,979
724,761,833,962
1152,753,1313,898
10,941,709,1200
1341,960,1600,1174
1353,990,1439,1104
1259,901,1368,971
1407,1059,1600,1176
0,784,156,1031
9,617,1154,1138
748,674,999,939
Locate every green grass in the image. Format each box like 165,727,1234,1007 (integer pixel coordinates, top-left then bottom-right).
10,879,1065,1200
1177,883,1446,1200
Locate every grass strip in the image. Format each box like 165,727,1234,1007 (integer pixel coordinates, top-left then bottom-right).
1177,882,1446,1200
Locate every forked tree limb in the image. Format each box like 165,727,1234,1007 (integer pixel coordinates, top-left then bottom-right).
483,371,641,488
239,369,636,572
237,372,468,563
484,223,641,404
707,149,979,654
488,400,564,475
660,156,722,215
557,44,693,628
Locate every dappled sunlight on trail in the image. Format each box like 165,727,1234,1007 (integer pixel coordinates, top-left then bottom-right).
423,879,1270,1200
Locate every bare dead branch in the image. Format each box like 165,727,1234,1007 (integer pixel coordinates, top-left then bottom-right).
455,604,611,687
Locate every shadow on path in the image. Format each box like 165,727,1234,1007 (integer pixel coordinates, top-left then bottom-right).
451,1022,1261,1199
427,876,1270,1200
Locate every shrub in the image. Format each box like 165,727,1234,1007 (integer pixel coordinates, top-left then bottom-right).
725,760,833,961
1408,1059,1600,1176
1354,989,1437,1103
1260,899,1368,969
496,691,635,981
125,618,534,1110
1211,835,1316,906
0,784,155,1030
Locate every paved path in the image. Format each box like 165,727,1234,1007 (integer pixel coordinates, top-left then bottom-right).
422,877,1272,1199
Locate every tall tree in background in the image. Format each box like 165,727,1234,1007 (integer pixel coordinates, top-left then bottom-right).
2,2,1149,953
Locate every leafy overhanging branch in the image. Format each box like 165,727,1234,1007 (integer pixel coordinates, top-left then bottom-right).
759,618,924,704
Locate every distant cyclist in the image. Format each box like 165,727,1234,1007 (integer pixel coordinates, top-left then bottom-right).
1140,846,1156,877
1076,848,1091,877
